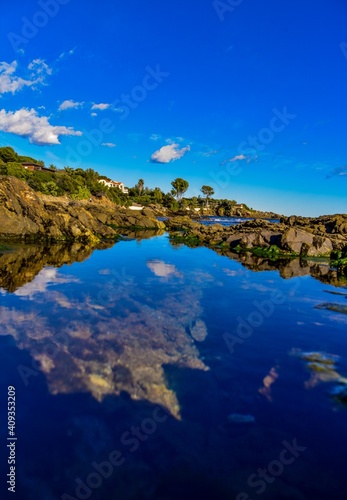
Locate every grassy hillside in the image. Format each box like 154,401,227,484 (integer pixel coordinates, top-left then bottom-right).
0,146,252,213
0,146,130,205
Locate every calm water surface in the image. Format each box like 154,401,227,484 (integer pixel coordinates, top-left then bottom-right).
0,234,346,499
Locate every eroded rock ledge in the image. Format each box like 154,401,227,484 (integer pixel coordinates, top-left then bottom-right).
0,176,164,242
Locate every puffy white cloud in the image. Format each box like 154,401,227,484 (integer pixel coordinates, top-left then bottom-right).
91,112,97,117
147,260,182,278
91,103,110,110
151,143,190,164
0,107,82,145
0,59,51,96
101,142,116,148
58,100,84,111
28,58,52,76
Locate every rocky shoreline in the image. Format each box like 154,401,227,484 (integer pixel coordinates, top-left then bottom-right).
0,176,164,243
166,214,347,272
1,176,346,273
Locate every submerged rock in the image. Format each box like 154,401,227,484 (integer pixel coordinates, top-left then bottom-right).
292,349,347,394
299,351,340,365
189,319,208,342
315,302,347,315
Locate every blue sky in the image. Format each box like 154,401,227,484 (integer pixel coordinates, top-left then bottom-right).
0,0,347,215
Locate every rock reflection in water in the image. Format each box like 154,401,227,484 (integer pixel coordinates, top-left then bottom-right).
217,250,347,287
0,241,114,292
291,349,347,402
0,243,208,418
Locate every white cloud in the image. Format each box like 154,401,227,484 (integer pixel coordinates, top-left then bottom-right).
14,268,79,299
57,48,76,61
91,112,97,117
101,142,116,148
58,100,84,111
147,260,182,279
326,166,347,179
0,107,82,145
230,154,247,162
150,134,161,141
202,149,219,157
0,59,51,96
220,154,250,165
28,58,52,76
151,143,191,164
91,103,110,110
165,136,185,144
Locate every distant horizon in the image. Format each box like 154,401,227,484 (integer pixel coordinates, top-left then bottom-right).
1,0,346,217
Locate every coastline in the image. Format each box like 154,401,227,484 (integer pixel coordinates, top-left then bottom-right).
1,176,346,274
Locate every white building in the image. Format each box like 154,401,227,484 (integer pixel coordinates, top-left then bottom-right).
98,179,129,194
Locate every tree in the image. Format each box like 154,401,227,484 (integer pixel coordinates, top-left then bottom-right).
201,185,214,206
71,186,91,200
153,187,163,203
162,192,175,208
0,147,19,163
188,196,199,208
136,178,144,195
171,178,189,204
41,181,59,196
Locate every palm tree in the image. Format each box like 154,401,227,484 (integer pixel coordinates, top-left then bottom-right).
137,178,144,195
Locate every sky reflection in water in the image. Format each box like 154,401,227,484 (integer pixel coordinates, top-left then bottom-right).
0,235,346,499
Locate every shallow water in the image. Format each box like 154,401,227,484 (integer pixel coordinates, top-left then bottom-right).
0,235,346,499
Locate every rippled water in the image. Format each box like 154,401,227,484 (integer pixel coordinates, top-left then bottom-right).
199,216,281,226
157,216,280,227
0,235,346,499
